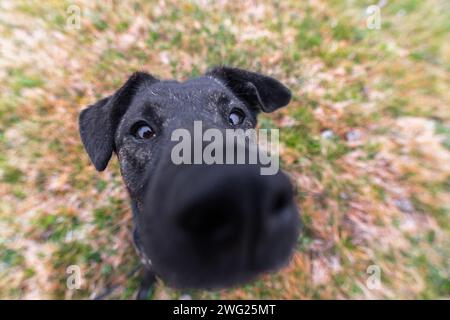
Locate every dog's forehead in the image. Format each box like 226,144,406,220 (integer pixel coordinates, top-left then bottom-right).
140,76,229,100
124,76,243,121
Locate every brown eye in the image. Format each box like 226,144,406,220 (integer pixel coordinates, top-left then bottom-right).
229,109,245,126
132,122,155,139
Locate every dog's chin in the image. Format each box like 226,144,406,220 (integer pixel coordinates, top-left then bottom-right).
143,244,296,289
137,219,300,289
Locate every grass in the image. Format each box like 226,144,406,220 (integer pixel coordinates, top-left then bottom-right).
0,0,448,299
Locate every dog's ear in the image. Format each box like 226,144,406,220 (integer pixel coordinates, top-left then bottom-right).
206,66,291,113
79,72,158,171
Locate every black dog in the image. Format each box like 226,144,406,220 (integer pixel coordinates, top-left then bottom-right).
79,66,301,298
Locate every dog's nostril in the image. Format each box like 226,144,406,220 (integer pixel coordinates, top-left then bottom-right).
271,192,290,215
179,207,236,245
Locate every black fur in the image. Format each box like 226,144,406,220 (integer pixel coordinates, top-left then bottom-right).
79,72,158,171
78,67,300,298
206,66,291,112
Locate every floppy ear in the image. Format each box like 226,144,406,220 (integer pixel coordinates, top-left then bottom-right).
79,72,158,171
206,66,291,113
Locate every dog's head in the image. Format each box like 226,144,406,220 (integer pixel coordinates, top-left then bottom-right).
79,66,300,288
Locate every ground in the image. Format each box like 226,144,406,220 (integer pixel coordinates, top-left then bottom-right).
0,0,449,299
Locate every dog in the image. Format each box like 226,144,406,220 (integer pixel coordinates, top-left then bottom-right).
79,66,301,299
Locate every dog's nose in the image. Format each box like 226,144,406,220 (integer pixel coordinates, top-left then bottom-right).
139,153,300,288
169,163,298,268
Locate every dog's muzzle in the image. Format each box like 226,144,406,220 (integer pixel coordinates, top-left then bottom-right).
132,155,300,288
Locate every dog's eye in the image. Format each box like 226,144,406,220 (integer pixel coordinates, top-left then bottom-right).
229,109,245,126
131,123,155,140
